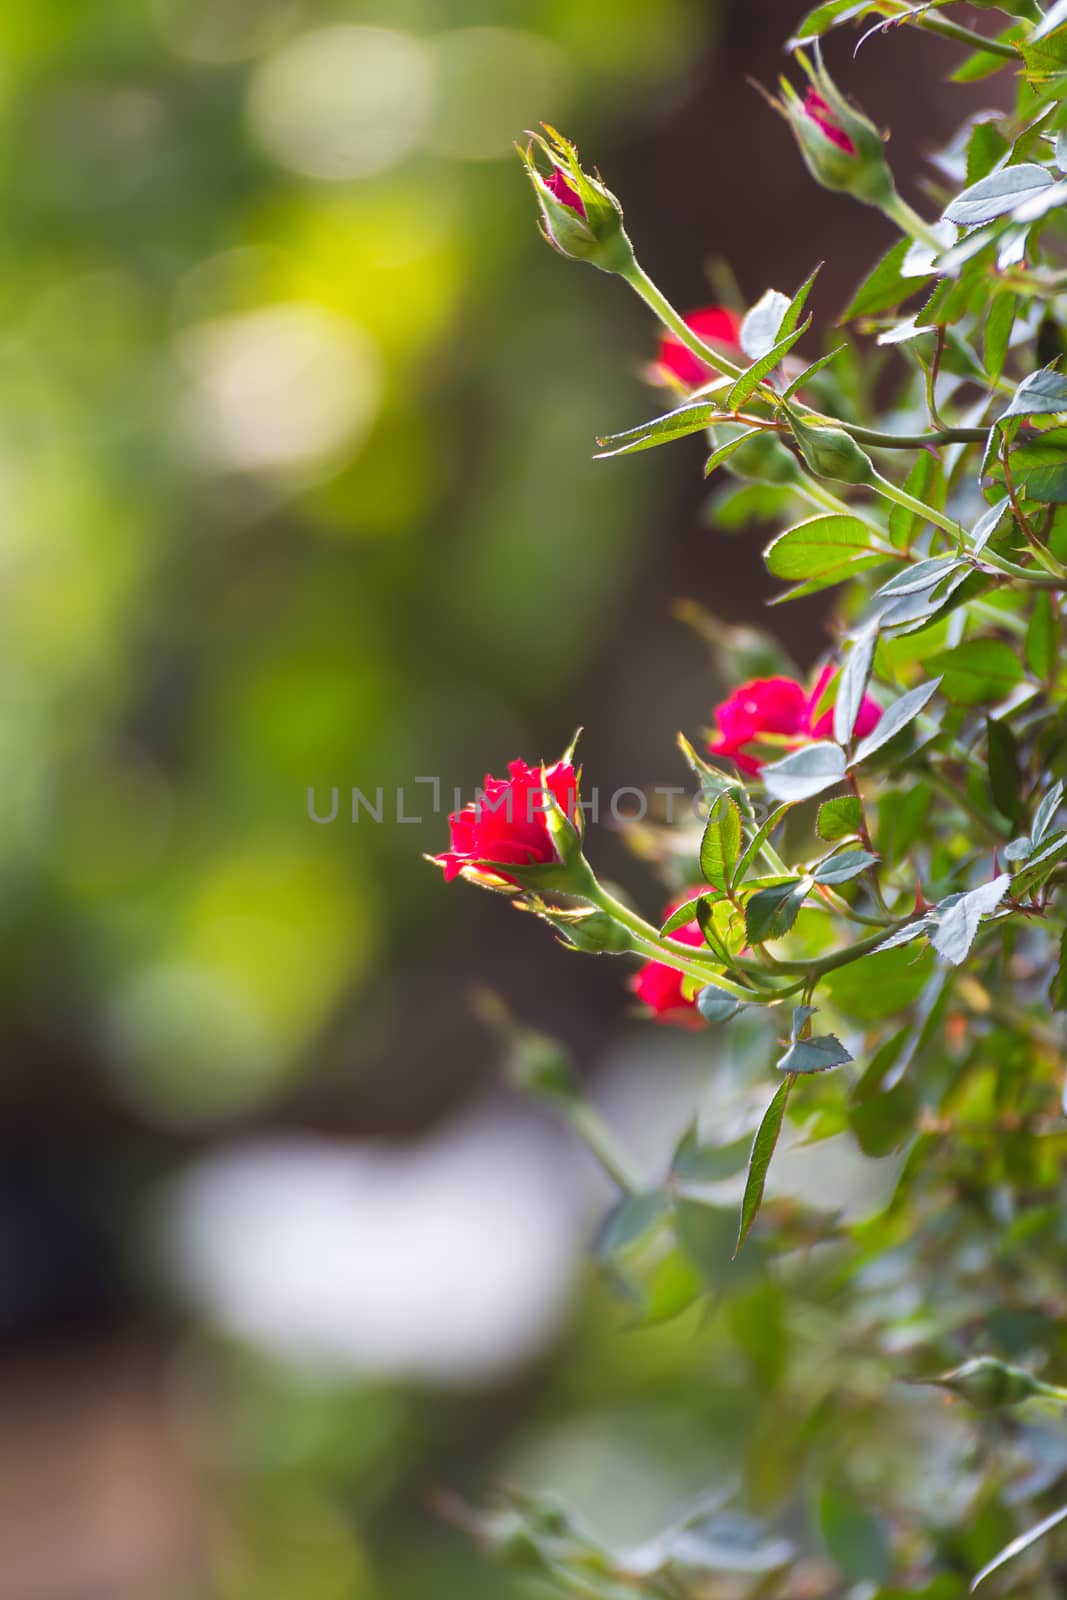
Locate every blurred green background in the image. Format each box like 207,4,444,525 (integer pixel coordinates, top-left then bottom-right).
0,3,981,1596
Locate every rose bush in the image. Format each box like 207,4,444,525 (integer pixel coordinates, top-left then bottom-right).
434,7,1067,1594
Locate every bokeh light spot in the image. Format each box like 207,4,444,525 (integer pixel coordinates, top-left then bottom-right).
176,301,382,476
247,26,432,180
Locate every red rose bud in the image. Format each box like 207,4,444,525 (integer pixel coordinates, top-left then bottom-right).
708,670,880,774
519,124,634,275
657,306,743,389
632,895,708,1025
773,47,894,208
434,758,583,888
803,88,856,156
544,168,585,217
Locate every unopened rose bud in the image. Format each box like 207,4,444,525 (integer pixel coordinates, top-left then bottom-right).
920,1356,1047,1410
772,47,895,209
788,409,874,485
519,124,635,275
539,907,636,954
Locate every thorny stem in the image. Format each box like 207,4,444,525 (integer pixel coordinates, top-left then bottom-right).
910,11,1019,61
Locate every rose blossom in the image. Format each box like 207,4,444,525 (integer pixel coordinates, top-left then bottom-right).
435,760,578,885
631,894,707,1025
708,666,880,775
656,305,743,389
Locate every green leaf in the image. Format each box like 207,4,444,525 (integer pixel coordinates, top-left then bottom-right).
1018,460,1067,501
984,291,1016,381
1001,364,1067,420
781,343,846,400
927,640,1023,705
874,556,963,600
849,1069,917,1157
986,716,1024,824
1020,19,1067,83
1050,925,1067,1011
817,794,863,841
727,315,812,409
732,801,792,888
823,946,935,1022
929,875,1010,964
699,793,743,892
595,400,721,459
818,1485,891,1584
842,237,919,321
695,897,736,965
943,164,1054,227
745,878,809,944
967,120,1010,186
813,848,878,885
661,896,708,936
704,428,764,478
762,741,847,803
777,1032,852,1074
1010,828,1067,896
735,1077,792,1257
596,1191,670,1261
834,629,876,745
695,987,743,1024
671,1123,752,1182
764,515,882,585
850,679,940,764
889,452,940,548
971,1501,1067,1592
1033,779,1063,844
788,0,870,43
970,495,1009,553
877,781,932,865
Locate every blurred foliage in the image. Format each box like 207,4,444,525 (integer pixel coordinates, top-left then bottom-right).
0,0,709,1128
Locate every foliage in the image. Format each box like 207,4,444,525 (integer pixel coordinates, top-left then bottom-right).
442,3,1067,1593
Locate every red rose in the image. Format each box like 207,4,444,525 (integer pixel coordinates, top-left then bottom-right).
709,668,881,775
631,894,707,1025
709,677,809,776
435,760,579,885
657,305,743,389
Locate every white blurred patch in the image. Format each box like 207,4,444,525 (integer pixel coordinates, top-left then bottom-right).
247,26,433,180
164,1110,582,1384
176,302,382,475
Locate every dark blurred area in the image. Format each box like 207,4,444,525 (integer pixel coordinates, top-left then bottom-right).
0,3,1002,1595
